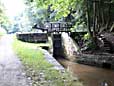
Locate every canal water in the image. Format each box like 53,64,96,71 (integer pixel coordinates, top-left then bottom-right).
52,33,114,86
57,58,114,86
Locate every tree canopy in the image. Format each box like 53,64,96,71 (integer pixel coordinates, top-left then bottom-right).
26,0,87,32
0,1,10,33
0,1,9,25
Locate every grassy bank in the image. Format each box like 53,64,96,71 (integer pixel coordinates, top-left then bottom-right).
13,37,83,86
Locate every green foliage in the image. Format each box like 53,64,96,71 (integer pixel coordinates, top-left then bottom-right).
0,1,9,25
83,33,96,50
85,40,96,50
0,1,10,33
20,0,86,32
29,0,86,25
112,0,114,2
84,33,90,40
24,0,87,33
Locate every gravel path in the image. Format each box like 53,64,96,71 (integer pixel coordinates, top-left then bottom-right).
0,35,30,86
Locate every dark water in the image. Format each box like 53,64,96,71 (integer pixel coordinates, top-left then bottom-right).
57,58,114,86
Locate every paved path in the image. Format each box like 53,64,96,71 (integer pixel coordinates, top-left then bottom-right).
0,35,30,86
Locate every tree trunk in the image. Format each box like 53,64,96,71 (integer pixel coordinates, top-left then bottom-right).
86,0,92,37
86,0,97,49
93,2,96,37
106,0,111,30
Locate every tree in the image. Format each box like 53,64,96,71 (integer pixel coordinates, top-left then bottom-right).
0,1,10,33
28,0,86,28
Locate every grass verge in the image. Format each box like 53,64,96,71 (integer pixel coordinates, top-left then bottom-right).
13,36,83,86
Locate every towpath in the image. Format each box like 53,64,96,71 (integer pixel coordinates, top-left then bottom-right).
0,35,30,86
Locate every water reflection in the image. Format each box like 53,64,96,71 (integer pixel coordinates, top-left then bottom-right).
57,59,114,86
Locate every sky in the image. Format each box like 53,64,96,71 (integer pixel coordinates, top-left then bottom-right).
2,0,26,19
